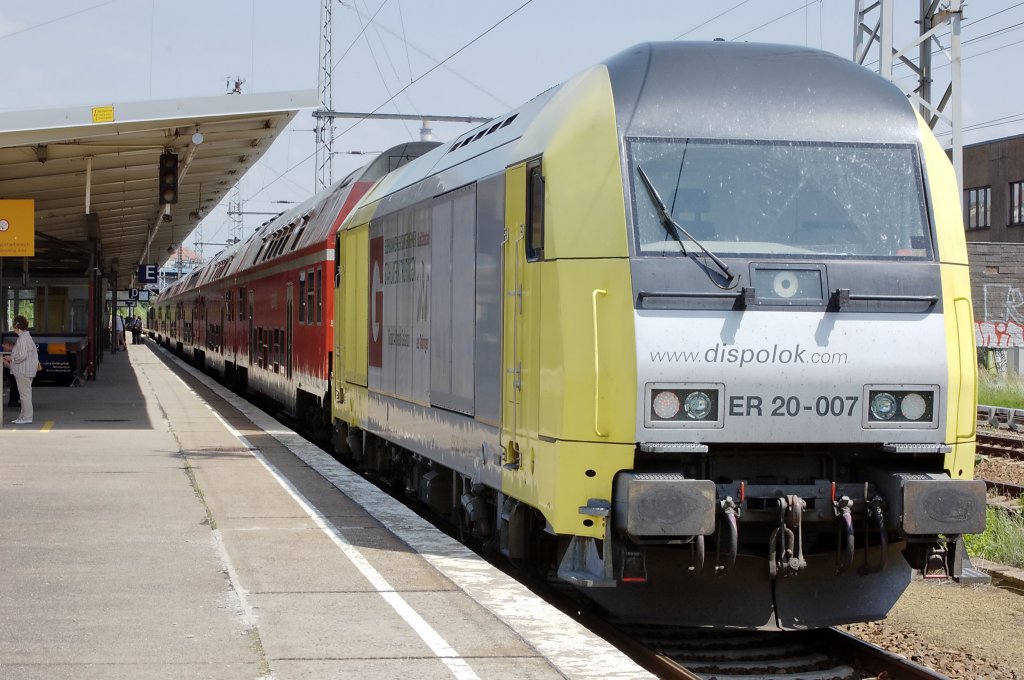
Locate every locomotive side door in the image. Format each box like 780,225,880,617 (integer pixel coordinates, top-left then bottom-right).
501,159,543,467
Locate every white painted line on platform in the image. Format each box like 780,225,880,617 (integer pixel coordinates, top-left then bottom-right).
159,345,653,680
166,369,480,680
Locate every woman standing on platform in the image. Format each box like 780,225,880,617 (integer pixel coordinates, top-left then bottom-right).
3,315,38,425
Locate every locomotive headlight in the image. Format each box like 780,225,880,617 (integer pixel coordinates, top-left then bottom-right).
646,384,723,427
652,390,682,420
865,387,937,427
900,393,927,421
870,392,898,421
684,391,713,420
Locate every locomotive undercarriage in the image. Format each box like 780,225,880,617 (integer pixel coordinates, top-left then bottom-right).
332,423,986,629
558,445,987,629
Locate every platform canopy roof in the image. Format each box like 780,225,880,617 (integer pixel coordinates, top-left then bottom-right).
0,90,317,289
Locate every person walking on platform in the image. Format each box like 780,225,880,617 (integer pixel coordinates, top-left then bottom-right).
114,314,126,350
132,315,143,344
2,339,19,407
3,315,38,425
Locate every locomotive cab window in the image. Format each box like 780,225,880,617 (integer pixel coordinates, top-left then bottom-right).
628,138,933,260
526,159,545,261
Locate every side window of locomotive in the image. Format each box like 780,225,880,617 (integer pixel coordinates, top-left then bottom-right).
334,235,341,287
526,160,545,261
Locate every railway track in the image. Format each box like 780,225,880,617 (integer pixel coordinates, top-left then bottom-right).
974,407,1024,502
977,404,1024,433
976,431,1024,461
590,622,948,679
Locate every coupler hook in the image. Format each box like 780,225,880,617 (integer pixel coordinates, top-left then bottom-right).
834,495,855,575
859,495,888,575
715,497,739,575
769,495,807,579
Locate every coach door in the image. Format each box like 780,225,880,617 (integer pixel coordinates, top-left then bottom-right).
501,159,543,468
285,283,293,378
247,289,255,365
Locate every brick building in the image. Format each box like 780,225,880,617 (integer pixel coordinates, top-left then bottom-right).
962,133,1024,243
960,135,1024,374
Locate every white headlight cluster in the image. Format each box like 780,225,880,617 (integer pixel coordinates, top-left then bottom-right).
647,384,722,427
867,388,935,425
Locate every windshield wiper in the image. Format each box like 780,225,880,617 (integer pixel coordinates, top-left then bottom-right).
636,164,737,289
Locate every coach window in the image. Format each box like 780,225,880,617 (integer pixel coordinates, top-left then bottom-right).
1010,181,1024,227
238,287,245,321
298,271,306,325
526,158,545,261
316,267,323,324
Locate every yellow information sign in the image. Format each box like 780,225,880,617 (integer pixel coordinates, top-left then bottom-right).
91,106,115,123
0,199,35,257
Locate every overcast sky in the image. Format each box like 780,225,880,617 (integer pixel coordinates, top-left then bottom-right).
1,1,1020,258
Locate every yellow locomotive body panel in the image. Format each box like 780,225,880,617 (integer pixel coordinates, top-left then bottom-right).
917,114,978,479
499,65,637,538
335,223,370,426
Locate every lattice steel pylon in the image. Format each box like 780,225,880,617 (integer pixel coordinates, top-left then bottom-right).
228,183,243,244
854,0,964,191
315,0,335,193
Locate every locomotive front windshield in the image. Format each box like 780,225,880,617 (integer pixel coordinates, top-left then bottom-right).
628,138,933,260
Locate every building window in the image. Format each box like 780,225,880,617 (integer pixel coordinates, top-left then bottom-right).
1011,181,1024,226
965,186,991,230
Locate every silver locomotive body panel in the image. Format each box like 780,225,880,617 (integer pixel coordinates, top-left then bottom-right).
635,308,949,443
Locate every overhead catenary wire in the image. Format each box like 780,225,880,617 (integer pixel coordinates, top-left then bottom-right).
335,0,510,109
673,0,753,40
245,0,534,205
730,0,818,42
0,0,117,40
332,0,389,74
397,0,413,85
353,0,417,140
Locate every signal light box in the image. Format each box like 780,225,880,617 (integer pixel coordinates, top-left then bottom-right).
0,199,35,257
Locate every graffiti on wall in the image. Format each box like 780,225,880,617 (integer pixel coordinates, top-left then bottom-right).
975,283,1024,348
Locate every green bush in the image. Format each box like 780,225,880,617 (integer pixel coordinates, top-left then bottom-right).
965,506,1024,570
977,371,1024,409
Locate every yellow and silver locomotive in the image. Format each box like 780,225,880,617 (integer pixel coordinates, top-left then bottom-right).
331,42,984,630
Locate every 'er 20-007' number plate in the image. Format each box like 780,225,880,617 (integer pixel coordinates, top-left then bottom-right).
728,395,859,418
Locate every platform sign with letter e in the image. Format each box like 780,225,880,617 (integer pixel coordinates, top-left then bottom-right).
0,199,35,257
138,263,158,285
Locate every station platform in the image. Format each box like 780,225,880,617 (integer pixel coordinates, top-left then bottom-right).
0,341,652,679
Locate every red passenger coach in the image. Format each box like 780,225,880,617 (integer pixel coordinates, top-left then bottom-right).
152,142,438,430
